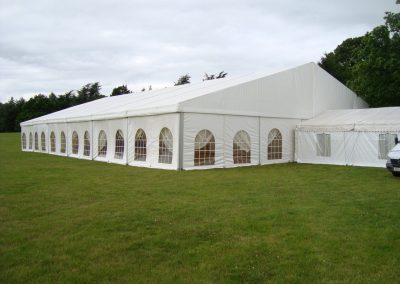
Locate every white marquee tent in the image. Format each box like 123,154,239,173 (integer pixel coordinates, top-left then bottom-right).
296,108,400,168
20,62,367,170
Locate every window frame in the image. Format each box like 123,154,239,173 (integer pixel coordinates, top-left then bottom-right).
50,131,56,153
41,132,46,151
72,131,79,155
134,129,147,161
22,133,27,149
316,133,331,157
233,130,251,164
267,128,283,160
194,129,215,166
34,132,39,150
29,132,33,150
114,130,124,159
378,133,397,160
84,131,90,157
98,130,107,158
60,131,66,154
158,127,173,164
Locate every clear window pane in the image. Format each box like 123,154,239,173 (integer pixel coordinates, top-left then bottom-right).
268,129,282,160
22,133,26,149
194,129,215,166
84,131,90,156
35,132,39,150
60,132,66,153
41,132,46,151
29,133,33,149
72,131,79,154
114,130,124,159
233,130,251,164
159,127,173,164
135,129,147,161
98,130,107,157
50,132,56,152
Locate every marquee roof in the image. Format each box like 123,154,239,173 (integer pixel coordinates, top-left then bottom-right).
21,62,366,126
297,107,400,132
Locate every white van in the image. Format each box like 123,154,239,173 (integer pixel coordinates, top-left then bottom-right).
386,137,400,177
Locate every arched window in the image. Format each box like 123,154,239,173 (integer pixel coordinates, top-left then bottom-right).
29,133,33,150
34,132,39,150
50,131,56,152
21,133,27,149
60,132,66,153
98,130,107,157
194,129,215,166
233,130,251,164
84,131,90,156
135,129,147,161
41,132,46,151
72,131,79,154
159,127,173,164
268,129,282,160
114,130,124,159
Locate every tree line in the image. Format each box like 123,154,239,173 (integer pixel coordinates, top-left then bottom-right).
0,71,228,132
1,11,399,132
319,11,400,107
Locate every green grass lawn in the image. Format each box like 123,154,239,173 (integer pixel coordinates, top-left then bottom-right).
1,132,399,283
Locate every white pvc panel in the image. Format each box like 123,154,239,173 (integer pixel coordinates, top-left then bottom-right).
295,131,346,166
31,124,48,153
260,118,300,165
128,113,179,170
67,122,92,159
223,115,259,167
182,113,224,170
20,126,30,151
93,119,128,164
296,130,400,168
48,123,68,156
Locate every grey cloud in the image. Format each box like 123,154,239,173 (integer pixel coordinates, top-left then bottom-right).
0,0,398,101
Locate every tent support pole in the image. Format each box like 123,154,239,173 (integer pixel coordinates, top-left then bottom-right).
126,117,129,165
178,112,184,170
91,120,94,160
258,116,261,165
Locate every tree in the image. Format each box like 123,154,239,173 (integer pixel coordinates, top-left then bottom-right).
203,71,228,81
77,82,105,103
174,74,191,86
0,83,107,132
319,11,400,107
111,85,132,96
318,37,364,85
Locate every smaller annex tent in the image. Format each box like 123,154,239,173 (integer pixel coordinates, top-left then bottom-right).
295,107,400,167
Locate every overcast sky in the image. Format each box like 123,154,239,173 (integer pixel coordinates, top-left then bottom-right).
0,0,398,102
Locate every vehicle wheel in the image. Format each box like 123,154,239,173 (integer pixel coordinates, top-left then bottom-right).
392,172,400,177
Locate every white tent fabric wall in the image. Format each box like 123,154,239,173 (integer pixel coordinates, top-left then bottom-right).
296,131,347,166
20,127,31,151
47,123,68,156
183,113,224,170
30,124,48,153
296,131,400,167
128,113,180,170
67,122,92,159
223,115,259,167
296,108,400,168
260,118,300,165
92,119,128,165
182,113,298,170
